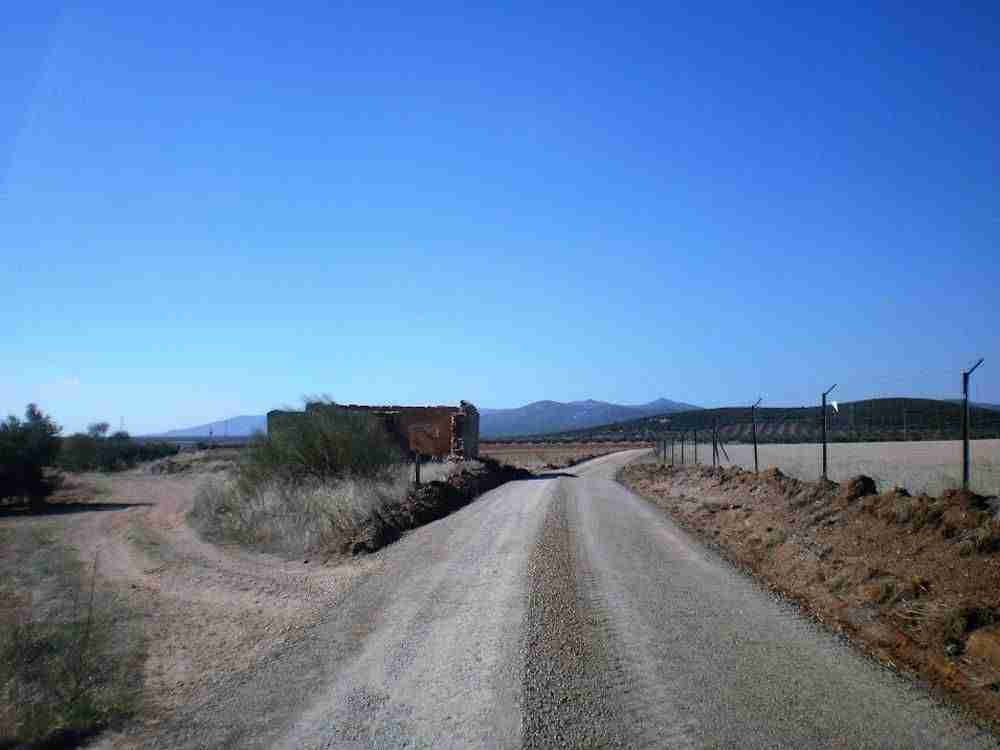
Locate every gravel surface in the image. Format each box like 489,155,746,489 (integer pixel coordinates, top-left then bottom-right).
523,481,625,748
88,451,996,748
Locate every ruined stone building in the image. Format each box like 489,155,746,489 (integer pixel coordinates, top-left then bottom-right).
266,401,479,459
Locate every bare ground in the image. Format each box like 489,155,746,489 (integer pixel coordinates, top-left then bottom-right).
1,468,378,747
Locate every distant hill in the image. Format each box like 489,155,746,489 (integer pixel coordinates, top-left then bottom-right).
154,415,266,439
972,402,1000,412
154,398,699,441
479,398,698,439
529,397,1000,443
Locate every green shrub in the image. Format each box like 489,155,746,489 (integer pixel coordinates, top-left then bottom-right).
0,404,61,506
57,432,177,473
237,406,401,494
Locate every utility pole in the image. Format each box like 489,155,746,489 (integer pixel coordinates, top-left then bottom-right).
963,358,984,490
751,398,762,474
821,384,837,481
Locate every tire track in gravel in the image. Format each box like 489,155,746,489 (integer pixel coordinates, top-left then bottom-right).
523,479,627,748
565,481,702,749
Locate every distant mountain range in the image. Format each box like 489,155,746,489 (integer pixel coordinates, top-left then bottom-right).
154,415,266,439
478,398,698,438
534,397,1000,443
151,398,699,440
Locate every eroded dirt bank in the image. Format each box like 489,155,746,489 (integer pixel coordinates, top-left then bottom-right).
619,461,1000,732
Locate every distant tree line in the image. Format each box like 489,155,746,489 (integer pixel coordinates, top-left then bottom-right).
0,404,178,508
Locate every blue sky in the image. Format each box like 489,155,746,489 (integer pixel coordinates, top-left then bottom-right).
3,2,998,434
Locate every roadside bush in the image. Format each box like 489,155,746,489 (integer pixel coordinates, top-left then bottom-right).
237,406,401,494
0,404,61,507
189,469,412,557
57,432,178,473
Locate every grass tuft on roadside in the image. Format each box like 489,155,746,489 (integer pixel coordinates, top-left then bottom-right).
189,404,528,558
0,530,145,748
190,458,526,558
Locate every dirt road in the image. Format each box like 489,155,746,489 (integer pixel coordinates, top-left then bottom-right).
83,450,993,748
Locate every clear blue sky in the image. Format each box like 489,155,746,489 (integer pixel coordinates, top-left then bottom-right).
3,2,998,434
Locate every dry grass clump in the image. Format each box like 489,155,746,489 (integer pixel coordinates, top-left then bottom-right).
188,404,422,557
189,460,485,558
0,539,144,748
190,470,411,558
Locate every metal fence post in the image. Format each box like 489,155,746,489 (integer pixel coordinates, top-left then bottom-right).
751,397,761,474
821,384,837,481
963,358,985,490
712,420,718,467
414,450,421,486
694,430,698,465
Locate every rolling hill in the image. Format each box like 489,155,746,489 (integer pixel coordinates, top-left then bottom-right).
478,398,699,438
151,398,699,441
154,415,266,439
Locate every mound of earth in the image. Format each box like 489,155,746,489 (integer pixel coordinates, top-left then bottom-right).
349,458,531,554
619,462,1000,731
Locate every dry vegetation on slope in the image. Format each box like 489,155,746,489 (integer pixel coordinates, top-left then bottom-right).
190,458,530,557
0,493,145,748
620,462,1000,731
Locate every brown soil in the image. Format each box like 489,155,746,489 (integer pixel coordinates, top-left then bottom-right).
349,458,531,553
619,462,1000,732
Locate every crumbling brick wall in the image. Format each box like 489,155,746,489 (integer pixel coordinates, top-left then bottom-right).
266,401,479,459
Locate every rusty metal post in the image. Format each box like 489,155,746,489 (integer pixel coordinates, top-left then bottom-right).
414,451,421,486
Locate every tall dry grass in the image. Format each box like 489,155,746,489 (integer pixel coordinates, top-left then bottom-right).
0,553,144,748
189,461,479,558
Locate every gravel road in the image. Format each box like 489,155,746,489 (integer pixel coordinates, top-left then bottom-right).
138,451,995,748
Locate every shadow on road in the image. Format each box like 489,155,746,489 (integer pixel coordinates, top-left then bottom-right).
521,472,579,480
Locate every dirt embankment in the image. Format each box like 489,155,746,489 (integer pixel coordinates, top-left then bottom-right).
349,458,531,553
620,462,1000,731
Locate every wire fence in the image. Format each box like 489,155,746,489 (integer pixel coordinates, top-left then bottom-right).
649,364,999,497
